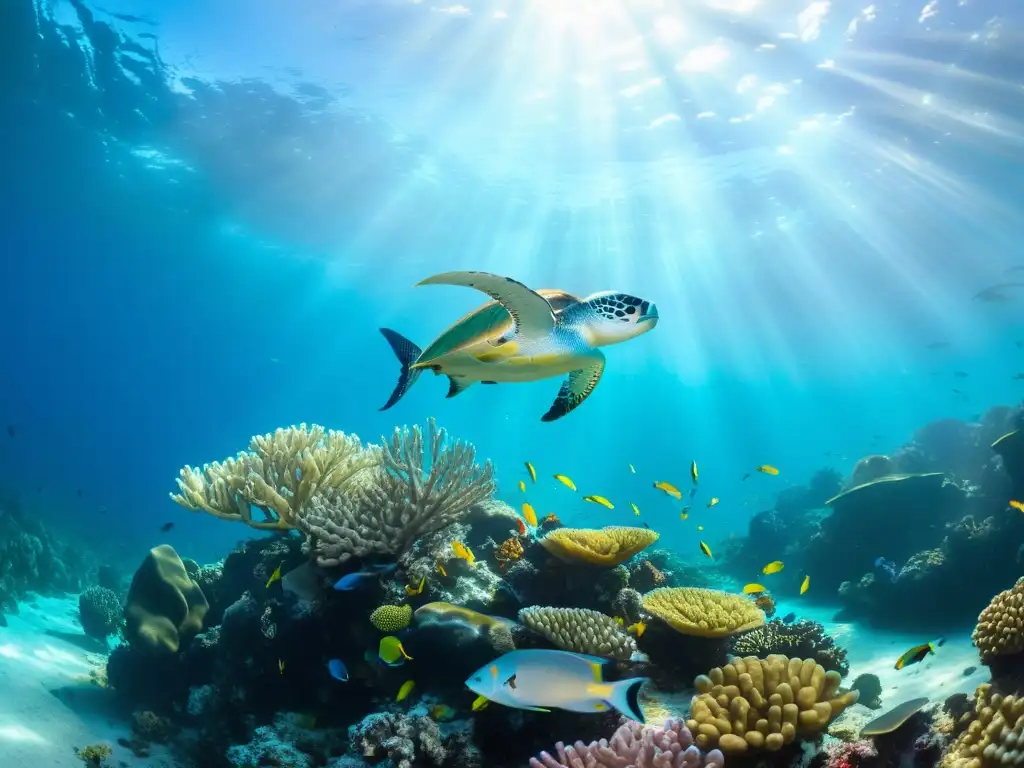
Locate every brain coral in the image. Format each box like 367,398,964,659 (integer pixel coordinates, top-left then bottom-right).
78,586,123,640
973,577,1024,664
518,606,637,661
540,526,659,567
643,587,764,637
941,684,1024,768
686,655,859,754
370,604,413,633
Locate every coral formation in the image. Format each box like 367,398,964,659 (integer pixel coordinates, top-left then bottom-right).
686,655,859,754
850,673,883,709
643,587,765,637
349,711,451,768
370,603,414,632
297,418,495,566
124,544,208,654
78,586,122,640
972,577,1024,665
940,684,1024,767
74,744,112,767
540,526,660,566
518,606,638,660
531,718,725,768
730,619,850,677
992,430,1023,496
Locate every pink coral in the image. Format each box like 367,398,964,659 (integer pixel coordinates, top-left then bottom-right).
530,718,725,768
824,739,877,768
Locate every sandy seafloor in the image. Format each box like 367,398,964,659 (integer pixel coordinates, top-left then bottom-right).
0,594,990,766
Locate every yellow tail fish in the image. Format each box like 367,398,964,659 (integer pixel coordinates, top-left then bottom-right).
519,480,526,493
525,462,537,483
699,541,712,559
762,561,784,575
690,461,698,485
631,503,640,517
653,481,682,500
800,575,810,595
522,502,538,528
757,465,780,476
583,495,614,509
743,583,766,594
554,474,577,491
707,497,719,508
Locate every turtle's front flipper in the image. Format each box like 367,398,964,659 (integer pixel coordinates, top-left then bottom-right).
417,271,555,339
540,354,606,422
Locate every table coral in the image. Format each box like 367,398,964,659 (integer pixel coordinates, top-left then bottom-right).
531,718,725,768
643,588,764,638
540,526,660,567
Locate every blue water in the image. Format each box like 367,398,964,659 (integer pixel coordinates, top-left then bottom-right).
1,0,1022,568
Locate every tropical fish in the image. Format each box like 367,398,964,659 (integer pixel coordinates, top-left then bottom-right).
697,525,704,531
414,602,517,632
743,583,766,594
1010,500,1024,513
653,481,682,500
327,659,349,682
762,561,784,575
333,563,398,591
452,541,477,567
471,694,490,711
782,612,796,624
690,461,698,485
583,495,614,509
626,621,646,637
519,480,526,493
405,576,426,596
522,503,538,528
756,465,780,476
631,503,640,517
895,639,945,670
379,636,413,666
554,474,577,491
436,560,448,577
679,511,689,521
524,462,538,484
515,517,527,535
699,541,712,559
800,575,810,595
265,563,283,589
629,464,636,474
281,562,320,604
278,659,286,675
396,680,416,701
465,649,648,721
707,497,719,508
429,704,455,721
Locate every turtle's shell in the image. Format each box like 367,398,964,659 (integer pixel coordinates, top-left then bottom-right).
417,289,579,365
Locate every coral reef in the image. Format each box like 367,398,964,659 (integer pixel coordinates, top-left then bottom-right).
686,655,859,754
850,674,883,710
78,586,122,640
730,619,850,677
124,544,208,654
371,604,414,632
643,587,765,637
518,606,638,661
972,576,1024,665
348,711,455,768
531,718,725,768
540,527,660,566
940,685,1024,767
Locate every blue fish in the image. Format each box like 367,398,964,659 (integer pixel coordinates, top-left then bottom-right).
332,563,397,591
782,612,796,624
327,658,349,682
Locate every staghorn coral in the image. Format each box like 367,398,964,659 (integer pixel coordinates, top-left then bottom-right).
643,587,764,638
296,418,495,566
540,526,660,567
730,619,849,677
531,718,725,768
941,684,1024,767
972,577,1024,664
686,655,859,754
171,424,379,530
370,604,413,633
519,606,638,661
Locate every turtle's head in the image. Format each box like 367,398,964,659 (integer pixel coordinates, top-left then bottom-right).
579,291,659,347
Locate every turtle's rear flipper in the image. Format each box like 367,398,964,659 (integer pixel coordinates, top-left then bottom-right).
541,355,606,422
379,328,423,411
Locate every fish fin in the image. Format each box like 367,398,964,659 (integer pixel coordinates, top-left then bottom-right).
446,376,474,398
522,706,552,712
481,380,498,385
606,677,649,724
541,354,606,422
379,328,424,411
416,271,556,340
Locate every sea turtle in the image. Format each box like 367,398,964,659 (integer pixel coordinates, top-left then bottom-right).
379,270,659,422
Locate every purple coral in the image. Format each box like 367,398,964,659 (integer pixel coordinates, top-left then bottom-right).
530,718,725,768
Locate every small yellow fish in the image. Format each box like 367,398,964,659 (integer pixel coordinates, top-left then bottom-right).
436,560,448,577
379,636,413,665
697,525,704,531
707,497,719,508
743,583,767,594
631,503,640,517
757,465,780,476
613,616,625,626
626,621,646,637
525,461,537,483
1011,500,1024,513
762,561,784,575
583,495,614,509
679,511,689,520
429,704,455,721
519,480,526,493
690,460,699,485
554,474,577,491
405,576,426,596
629,463,636,474
653,481,682,500
471,694,490,711
265,563,283,589
699,540,712,558
278,659,285,675
396,679,416,702
452,540,476,567
522,502,538,528
800,575,810,595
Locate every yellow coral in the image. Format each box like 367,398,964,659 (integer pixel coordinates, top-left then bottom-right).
539,526,659,567
170,424,380,530
495,536,524,569
686,655,859,754
972,578,1024,664
941,684,1024,767
370,604,413,632
642,587,765,637
75,744,112,767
